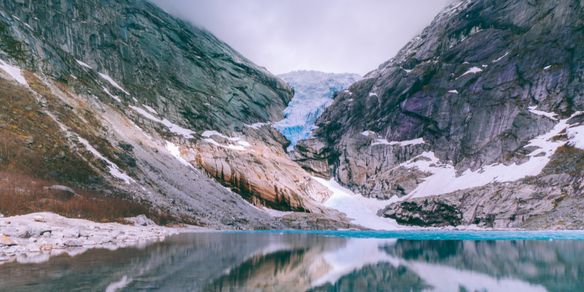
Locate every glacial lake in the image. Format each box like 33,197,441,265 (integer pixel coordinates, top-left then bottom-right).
2,231,584,291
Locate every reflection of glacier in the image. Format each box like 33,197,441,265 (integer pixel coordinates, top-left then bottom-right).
275,71,360,148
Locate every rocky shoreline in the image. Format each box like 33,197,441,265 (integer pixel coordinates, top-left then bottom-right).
0,212,206,265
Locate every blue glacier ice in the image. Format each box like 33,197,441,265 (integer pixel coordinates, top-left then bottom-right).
274,70,360,148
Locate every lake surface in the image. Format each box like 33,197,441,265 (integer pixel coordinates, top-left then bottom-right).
1,231,584,291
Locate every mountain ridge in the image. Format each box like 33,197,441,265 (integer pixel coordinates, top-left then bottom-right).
299,0,584,228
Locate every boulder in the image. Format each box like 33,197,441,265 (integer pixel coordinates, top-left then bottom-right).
125,215,155,227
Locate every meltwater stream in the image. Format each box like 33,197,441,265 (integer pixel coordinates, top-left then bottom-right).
1,231,583,291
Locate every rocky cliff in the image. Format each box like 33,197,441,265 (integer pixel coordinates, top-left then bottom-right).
303,0,584,228
0,0,351,229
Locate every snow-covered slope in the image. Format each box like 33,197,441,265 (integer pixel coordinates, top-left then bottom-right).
275,71,360,147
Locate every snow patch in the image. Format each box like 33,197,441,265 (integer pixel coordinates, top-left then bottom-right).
361,130,375,137
313,177,399,230
528,106,558,120
201,130,251,151
77,136,133,184
105,276,133,292
165,141,194,168
76,59,92,69
102,87,122,103
402,114,579,197
492,52,510,63
0,59,27,86
567,123,584,150
99,72,130,95
457,66,483,78
372,137,425,147
143,105,158,115
130,106,195,139
245,122,270,129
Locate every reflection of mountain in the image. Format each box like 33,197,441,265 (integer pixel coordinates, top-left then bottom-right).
389,240,584,292
309,263,429,292
1,234,583,291
0,234,286,291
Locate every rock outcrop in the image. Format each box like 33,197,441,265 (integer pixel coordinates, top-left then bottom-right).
381,144,584,229
316,0,583,194
191,125,332,213
303,0,584,228
0,0,354,229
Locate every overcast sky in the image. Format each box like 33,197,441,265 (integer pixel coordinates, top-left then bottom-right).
152,0,453,75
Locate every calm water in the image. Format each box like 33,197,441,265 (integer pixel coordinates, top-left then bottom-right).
1,231,584,292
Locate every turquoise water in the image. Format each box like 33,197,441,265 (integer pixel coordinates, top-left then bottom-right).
1,231,583,291
230,229,584,240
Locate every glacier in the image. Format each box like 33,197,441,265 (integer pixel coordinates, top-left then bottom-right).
274,70,360,148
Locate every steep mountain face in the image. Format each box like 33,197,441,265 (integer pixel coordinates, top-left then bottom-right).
302,0,584,228
0,0,291,131
0,0,350,229
274,71,360,148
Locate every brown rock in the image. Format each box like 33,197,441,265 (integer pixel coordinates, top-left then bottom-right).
193,127,331,212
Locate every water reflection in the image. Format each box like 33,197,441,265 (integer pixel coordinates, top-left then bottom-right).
1,233,582,291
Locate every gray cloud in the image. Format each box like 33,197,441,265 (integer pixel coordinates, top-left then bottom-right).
152,0,453,75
